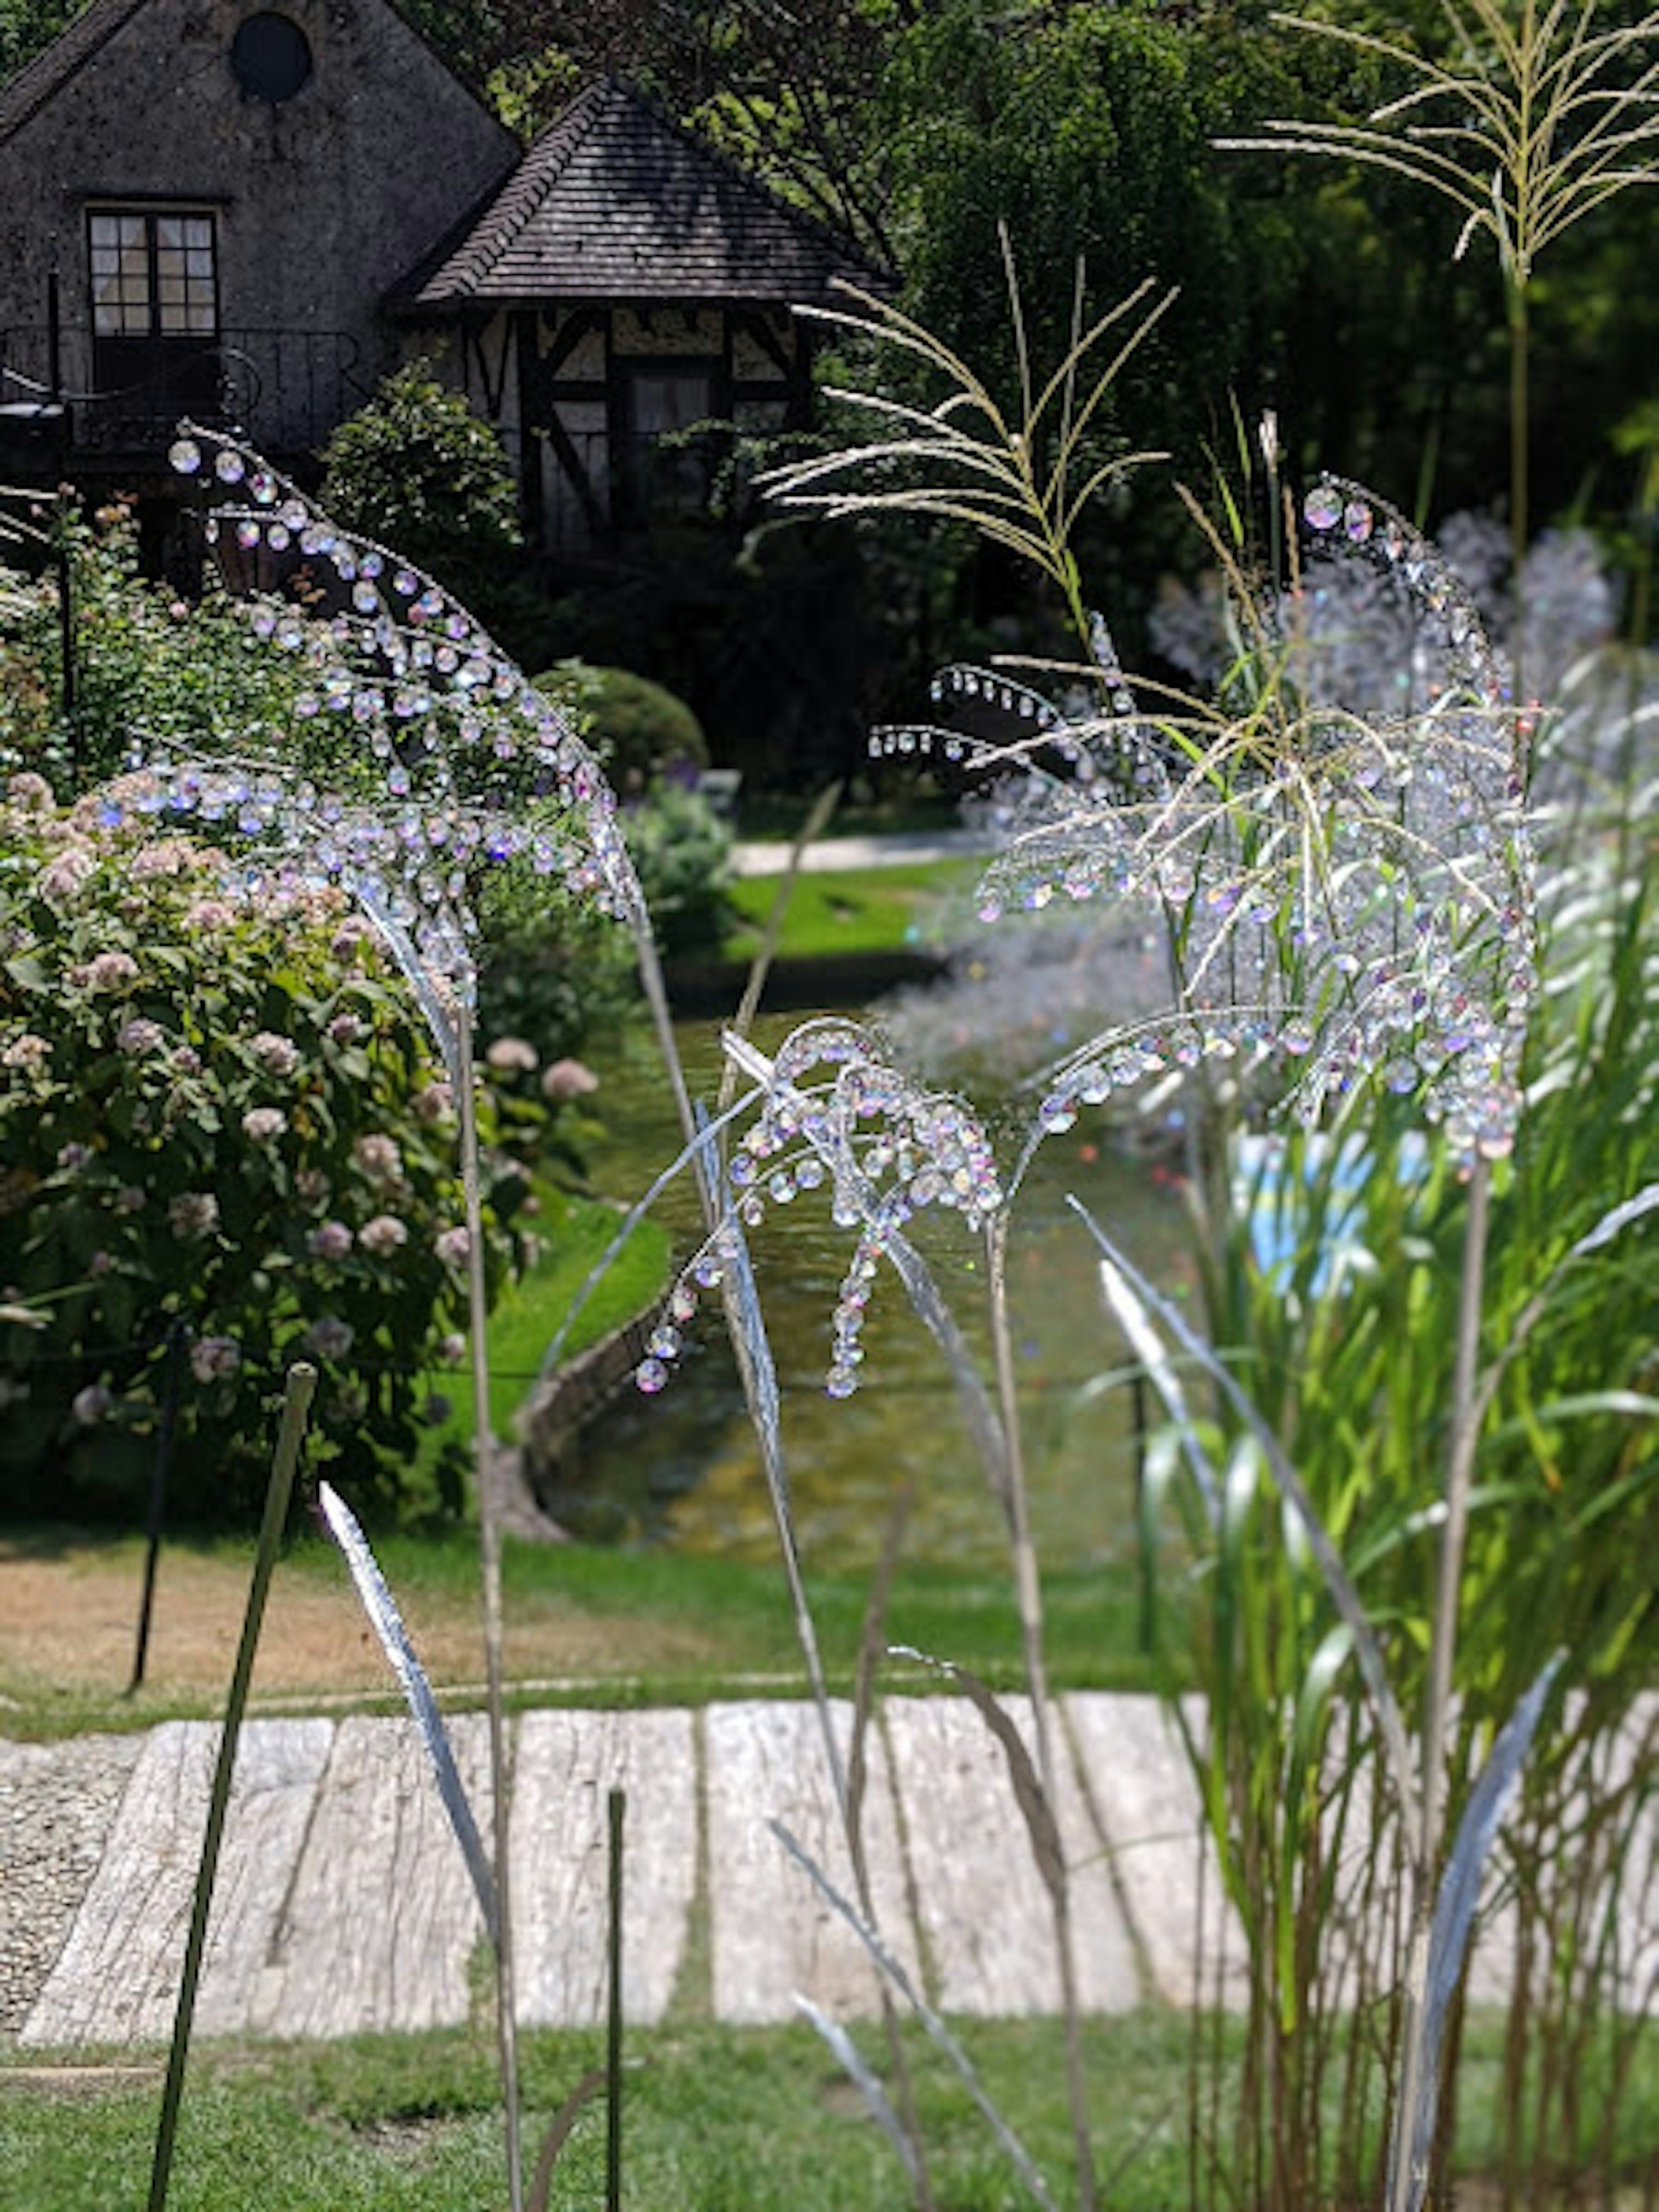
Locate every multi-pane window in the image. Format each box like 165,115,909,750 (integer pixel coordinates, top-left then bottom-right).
89,212,217,339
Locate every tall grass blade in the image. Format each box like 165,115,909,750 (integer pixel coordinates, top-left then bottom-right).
1095,1253,1220,1524
717,780,844,1116
1389,1653,1565,2212
1067,1194,1418,1831
890,1646,1065,1909
532,1088,760,1383
768,1819,1061,2212
315,1479,499,1945
725,1201,784,1449
352,880,465,1091
1563,1182,1659,1261
526,2069,605,2212
794,1994,921,2186
850,1479,914,1869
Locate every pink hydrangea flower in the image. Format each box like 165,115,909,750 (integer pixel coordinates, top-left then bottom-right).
168,1191,220,1240
190,1335,241,1384
6,771,53,813
358,1214,408,1258
242,1106,287,1144
36,847,96,902
73,950,139,992
130,839,198,880
305,1315,355,1360
486,1036,538,1074
434,1226,471,1268
327,1012,364,1045
72,1384,113,1425
182,899,235,933
249,1031,300,1078
542,1057,599,1101
307,1220,353,1261
1,1033,52,1071
413,1082,455,1124
118,1017,164,1055
354,1134,403,1182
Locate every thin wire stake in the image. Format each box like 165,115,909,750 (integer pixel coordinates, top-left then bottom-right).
146,1361,315,2212
607,1786,625,2212
128,1316,188,1697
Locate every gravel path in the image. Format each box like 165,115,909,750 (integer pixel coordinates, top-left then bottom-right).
0,1733,143,2035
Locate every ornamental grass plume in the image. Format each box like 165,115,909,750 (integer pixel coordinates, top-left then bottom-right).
873,479,1538,1174
1217,0,1659,706
636,1017,1004,1404
738,255,1602,2212
1217,0,1659,293
762,264,1538,1167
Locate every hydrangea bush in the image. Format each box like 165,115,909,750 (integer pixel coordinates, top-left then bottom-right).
0,496,315,791
0,773,530,1519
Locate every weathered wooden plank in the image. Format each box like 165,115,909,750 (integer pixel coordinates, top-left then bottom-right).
885,1694,1141,2017
510,1708,697,2028
705,1699,918,2024
251,1713,494,2039
21,1719,332,2047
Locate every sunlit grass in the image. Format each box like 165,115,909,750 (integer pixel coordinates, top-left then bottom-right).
3,2013,1650,2212
721,859,978,961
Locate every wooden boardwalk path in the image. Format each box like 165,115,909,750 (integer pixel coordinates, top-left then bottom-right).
3,1694,1652,2047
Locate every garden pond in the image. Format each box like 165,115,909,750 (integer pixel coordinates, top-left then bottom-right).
553,1008,1192,1574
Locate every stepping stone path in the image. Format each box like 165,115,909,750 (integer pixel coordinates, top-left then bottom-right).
2,1694,1652,2047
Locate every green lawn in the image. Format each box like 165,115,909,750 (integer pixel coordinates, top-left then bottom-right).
0,2018,1193,2212
4,2012,1647,2211
720,858,978,962
412,1183,671,1488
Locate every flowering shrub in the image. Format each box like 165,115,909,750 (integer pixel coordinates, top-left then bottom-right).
0,774,530,1519
0,498,316,793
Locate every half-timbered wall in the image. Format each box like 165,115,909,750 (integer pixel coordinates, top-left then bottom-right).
410,298,804,559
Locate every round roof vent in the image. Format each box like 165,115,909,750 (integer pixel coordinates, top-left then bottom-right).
231,13,314,104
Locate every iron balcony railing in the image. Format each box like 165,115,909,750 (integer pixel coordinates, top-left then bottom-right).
0,324,374,461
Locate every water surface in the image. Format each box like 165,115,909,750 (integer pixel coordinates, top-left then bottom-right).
561,1009,1191,1573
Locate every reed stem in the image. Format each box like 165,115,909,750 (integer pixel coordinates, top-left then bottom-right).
147,1363,315,2212
986,1216,1096,2212
1388,1153,1492,2212
456,999,524,2212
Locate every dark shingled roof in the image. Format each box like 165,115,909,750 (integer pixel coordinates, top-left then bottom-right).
404,76,887,311
0,0,148,144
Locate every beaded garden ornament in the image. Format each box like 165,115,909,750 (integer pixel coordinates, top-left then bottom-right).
880,477,1538,1165
151,424,645,1081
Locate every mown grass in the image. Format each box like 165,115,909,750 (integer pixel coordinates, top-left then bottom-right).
720,859,977,961
4,2013,1649,2211
413,1185,673,1480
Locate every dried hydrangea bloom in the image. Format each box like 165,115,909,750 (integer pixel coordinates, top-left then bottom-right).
636,1018,1004,1400
883,480,1538,1165
153,424,645,1080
